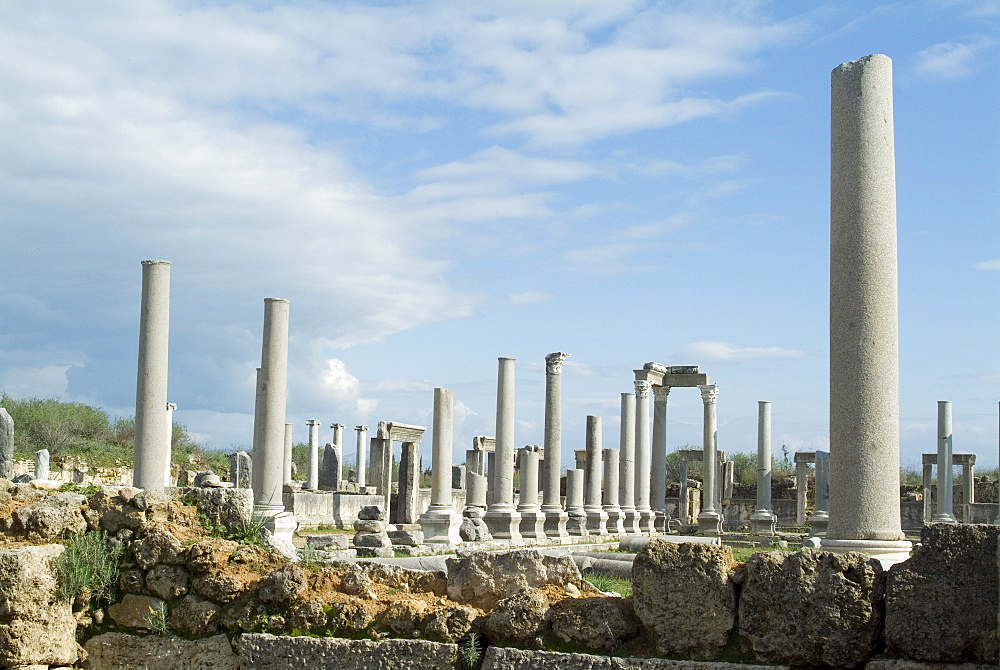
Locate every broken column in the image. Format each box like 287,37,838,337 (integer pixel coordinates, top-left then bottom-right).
484,357,522,540
823,54,911,566
565,468,588,536
517,446,546,538
750,401,777,535
0,408,13,479
164,402,176,487
619,392,639,533
355,425,368,488
602,448,624,533
397,441,421,524
931,401,957,523
305,420,321,490
320,423,344,491
634,380,655,534
230,451,252,489
697,384,722,535
810,451,830,535
34,449,49,481
584,416,608,535
133,260,171,492
282,423,293,486
651,386,670,532
541,352,570,538
419,388,463,543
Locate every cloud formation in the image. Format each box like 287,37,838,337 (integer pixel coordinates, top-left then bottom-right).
681,341,808,362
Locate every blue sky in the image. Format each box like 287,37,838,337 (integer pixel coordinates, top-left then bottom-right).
1,1,997,471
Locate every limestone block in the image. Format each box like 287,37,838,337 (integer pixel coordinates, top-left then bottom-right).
304,533,350,551
107,594,165,629
738,549,884,667
145,564,189,600
459,516,491,541
377,599,429,636
169,595,221,636
549,596,641,653
631,539,735,660
884,523,1000,663
354,531,393,548
11,492,87,539
177,486,253,530
355,546,394,558
484,587,550,645
0,544,77,667
388,529,424,546
119,567,147,595
84,633,236,670
239,635,458,670
446,549,583,610
256,565,308,605
423,603,477,644
133,524,187,569
353,519,386,533
358,504,386,521
481,646,791,669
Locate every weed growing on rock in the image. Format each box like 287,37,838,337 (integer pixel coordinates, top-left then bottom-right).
145,602,170,636
458,632,483,670
55,530,124,603
227,512,271,545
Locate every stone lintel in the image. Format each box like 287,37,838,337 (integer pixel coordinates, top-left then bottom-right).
376,420,426,443
472,436,496,452
921,452,976,466
676,449,703,462
634,367,710,387
794,451,817,464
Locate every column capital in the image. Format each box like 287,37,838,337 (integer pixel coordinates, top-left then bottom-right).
545,351,571,375
634,379,652,398
699,384,719,403
305,420,321,426
330,422,345,429
166,402,177,411
355,425,368,432
653,385,671,401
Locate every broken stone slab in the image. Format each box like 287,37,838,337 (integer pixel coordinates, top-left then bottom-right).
484,587,550,645
549,595,641,653
358,504,386,521
11,492,87,539
632,539,735,661
304,534,350,550
238,634,457,670
387,529,424,546
355,546,394,558
353,531,392,548
84,633,236,670
177,486,252,530
738,549,884,667
446,548,583,610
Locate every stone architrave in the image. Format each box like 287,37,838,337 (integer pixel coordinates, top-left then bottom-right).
282,423,293,486
541,352,570,538
396,442,421,524
420,388,463,544
34,449,49,481
517,447,546,538
229,451,252,489
931,401,957,523
696,385,722,535
305,420,321,491
484,358,522,540
354,425,368,488
651,386,670,532
565,469,588,536
809,451,830,535
634,380,655,534
0,408,12,479
823,54,911,567
618,393,639,533
584,416,608,535
602,448,624,533
750,401,777,535
133,260,171,492
164,402,176,487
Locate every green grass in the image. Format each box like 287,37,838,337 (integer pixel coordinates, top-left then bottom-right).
731,545,798,563
583,571,633,598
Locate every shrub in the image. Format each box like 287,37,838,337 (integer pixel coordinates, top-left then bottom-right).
55,530,124,603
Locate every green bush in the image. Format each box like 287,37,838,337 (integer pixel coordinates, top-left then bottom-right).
55,530,124,603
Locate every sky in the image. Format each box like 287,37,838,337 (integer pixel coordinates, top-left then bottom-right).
1,1,997,473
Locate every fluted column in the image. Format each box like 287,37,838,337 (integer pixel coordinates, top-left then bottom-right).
750,401,777,535
420,388,463,543
602,448,624,533
697,384,722,535
584,416,608,535
823,54,910,566
541,352,570,538
651,386,670,532
133,260,171,491
932,401,957,523
355,425,368,487
619,392,639,533
484,357,521,539
306,420,321,490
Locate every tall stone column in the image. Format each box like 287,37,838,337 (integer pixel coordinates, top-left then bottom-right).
484,357,521,539
584,416,608,535
697,384,722,535
619,392,639,533
810,451,830,534
321,423,344,491
994,403,1000,525
420,388,462,543
164,402,176,487
0,408,12,479
355,425,368,487
565,469,588,536
517,447,546,538
651,386,670,532
305,420,321,490
541,352,570,538
602,448,624,533
823,54,911,566
932,401,957,523
251,368,264,494
282,423,293,486
750,401,777,535
634,380,655,534
133,260,171,491
254,298,294,539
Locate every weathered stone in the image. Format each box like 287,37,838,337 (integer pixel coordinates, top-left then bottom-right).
481,646,791,669
107,594,165,629
328,600,374,635
193,471,215,486
354,531,392,548
119,567,147,595
378,599,428,636
304,533,350,551
459,515,490,541
133,524,187,569
484,587,550,645
447,549,583,611
353,519,386,533
388,529,424,546
423,604,477,644
549,596,641,653
169,595,221,636
257,565,307,605
11,492,87,539
145,564,189,600
884,523,1000,663
84,633,236,670
0,545,77,667
238,634,457,669
358,505,386,521
342,562,447,597
200,473,223,487
0,408,13,479
739,549,884,667
229,451,252,489
632,539,735,660
178,486,253,530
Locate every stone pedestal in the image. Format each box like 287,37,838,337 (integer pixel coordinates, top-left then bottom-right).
484,358,522,540
34,449,49,481
823,54,911,567
602,448,624,534
517,447,546,538
396,442,421,524
931,401,957,524
565,468,588,537
305,420,321,491
420,388,462,544
634,380,655,534
618,392,639,534
583,416,608,535
696,385,722,536
749,401,777,535
541,353,570,538
133,260,171,492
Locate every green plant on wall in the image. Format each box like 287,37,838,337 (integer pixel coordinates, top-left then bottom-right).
55,530,124,603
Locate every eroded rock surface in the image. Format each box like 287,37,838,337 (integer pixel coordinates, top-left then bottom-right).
483,587,550,645
549,595,641,653
84,632,236,670
446,549,582,610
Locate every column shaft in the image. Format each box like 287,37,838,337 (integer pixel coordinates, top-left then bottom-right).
133,260,171,491
485,357,521,539
697,384,722,535
651,387,669,530
306,420,320,490
618,392,637,533
634,380,654,533
751,401,776,534
541,353,570,537
254,298,290,512
282,423,293,486
932,401,957,523
430,389,453,508
355,426,368,487
603,448,623,533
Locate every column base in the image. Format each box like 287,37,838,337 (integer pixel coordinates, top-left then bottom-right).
750,510,777,535
929,513,957,524
820,538,913,570
637,509,656,535
263,510,297,542
697,511,723,536
653,511,670,533
566,513,589,537
621,509,640,534
541,509,569,538
484,509,522,541
419,507,463,544
518,510,547,539
808,512,829,536
585,508,610,535
603,508,625,534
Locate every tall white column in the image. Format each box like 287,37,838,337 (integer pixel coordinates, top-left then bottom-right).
750,401,777,535
823,54,911,567
565,468,588,536
254,298,291,524
619,392,639,533
282,423,293,486
651,386,670,532
541,352,570,538
994,402,1000,525
634,380,655,534
163,402,176,487
932,401,957,523
306,420,321,490
602,448,624,533
697,384,722,535
251,368,264,494
420,388,463,543
133,260,171,491
484,357,521,539
584,416,608,535
517,447,546,538
355,425,368,487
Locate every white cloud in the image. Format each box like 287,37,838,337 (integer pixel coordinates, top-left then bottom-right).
507,291,554,306
973,259,1000,270
319,359,362,403
681,341,808,362
914,38,994,79
0,364,75,399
